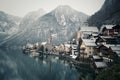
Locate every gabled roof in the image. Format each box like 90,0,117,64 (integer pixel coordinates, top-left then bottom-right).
80,26,98,32
41,42,47,45
95,62,107,68
100,25,115,32
83,39,96,46
93,55,102,60
101,25,114,29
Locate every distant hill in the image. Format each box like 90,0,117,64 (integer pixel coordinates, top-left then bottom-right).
88,0,120,28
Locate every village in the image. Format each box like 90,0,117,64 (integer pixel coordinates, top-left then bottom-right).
23,24,120,74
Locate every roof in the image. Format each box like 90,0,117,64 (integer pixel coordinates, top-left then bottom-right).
95,62,107,68
109,45,120,51
100,25,115,32
80,26,98,32
83,39,96,46
93,55,102,60
26,43,33,48
64,44,71,47
108,45,120,57
115,51,120,57
41,42,47,45
101,25,114,29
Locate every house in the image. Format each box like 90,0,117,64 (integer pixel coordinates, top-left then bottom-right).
106,45,120,58
92,55,103,62
41,42,53,52
95,35,120,46
79,26,99,39
56,43,71,53
97,44,119,60
91,55,108,74
95,36,106,46
80,39,97,57
94,61,107,74
100,25,120,36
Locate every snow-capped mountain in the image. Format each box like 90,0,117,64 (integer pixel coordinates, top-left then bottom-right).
1,5,88,46
0,11,21,33
0,11,21,42
19,9,46,30
32,5,88,44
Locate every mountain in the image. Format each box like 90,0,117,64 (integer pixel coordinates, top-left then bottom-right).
0,11,21,42
88,0,120,28
0,11,21,33
1,5,88,47
19,9,46,30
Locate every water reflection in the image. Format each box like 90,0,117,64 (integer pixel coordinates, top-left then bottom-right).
0,49,94,80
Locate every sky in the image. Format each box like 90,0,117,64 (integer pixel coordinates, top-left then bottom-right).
0,0,105,17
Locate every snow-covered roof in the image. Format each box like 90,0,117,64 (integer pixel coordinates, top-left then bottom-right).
115,51,120,57
95,62,107,68
92,33,98,36
109,46,120,57
82,32,92,34
72,45,77,49
101,25,114,29
100,25,115,32
26,43,33,48
105,45,120,51
64,44,71,47
110,46,120,51
80,26,98,32
83,39,96,46
93,55,102,60
41,42,47,45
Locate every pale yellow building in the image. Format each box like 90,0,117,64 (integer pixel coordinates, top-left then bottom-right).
81,39,97,57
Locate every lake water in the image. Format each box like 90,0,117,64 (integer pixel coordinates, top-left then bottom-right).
0,49,94,80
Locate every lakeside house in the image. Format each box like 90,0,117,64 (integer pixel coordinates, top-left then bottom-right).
89,55,108,74
78,26,98,39
80,39,97,57
100,25,120,36
41,42,53,52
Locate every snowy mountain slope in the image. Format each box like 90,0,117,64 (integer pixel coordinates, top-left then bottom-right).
19,9,46,30
1,5,88,47
0,11,21,43
0,11,21,33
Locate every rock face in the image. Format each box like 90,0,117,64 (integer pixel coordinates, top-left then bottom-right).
1,5,88,46
19,9,46,30
0,11,21,42
88,0,120,28
0,11,21,33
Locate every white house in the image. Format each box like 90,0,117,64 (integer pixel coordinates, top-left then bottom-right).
79,26,99,39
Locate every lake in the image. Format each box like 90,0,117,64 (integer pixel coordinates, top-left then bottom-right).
0,49,94,80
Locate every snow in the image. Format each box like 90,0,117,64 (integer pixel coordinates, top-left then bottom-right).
83,39,96,46
80,26,98,32
26,43,33,48
93,55,102,60
95,62,107,68
41,42,47,45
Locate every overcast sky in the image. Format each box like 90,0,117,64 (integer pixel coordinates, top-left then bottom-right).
0,0,105,17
